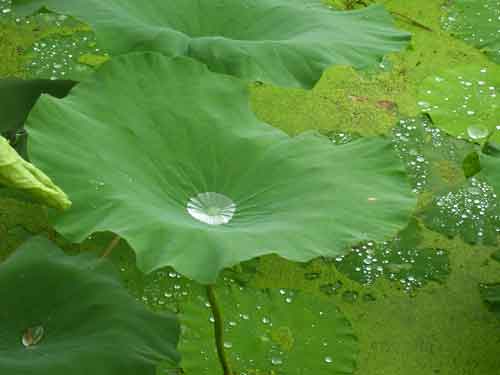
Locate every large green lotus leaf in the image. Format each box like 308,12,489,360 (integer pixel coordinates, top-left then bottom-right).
0,236,180,374
443,0,500,64
26,52,416,284
180,285,358,374
11,0,410,88
0,135,71,210
0,79,76,134
417,65,500,143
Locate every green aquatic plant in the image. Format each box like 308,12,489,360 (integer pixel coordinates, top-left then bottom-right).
25,52,416,283
0,236,180,374
23,52,416,373
11,0,410,88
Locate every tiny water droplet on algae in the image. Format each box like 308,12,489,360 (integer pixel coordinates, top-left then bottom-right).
22,326,44,347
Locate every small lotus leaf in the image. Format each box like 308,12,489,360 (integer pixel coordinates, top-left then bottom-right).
11,0,410,88
180,285,358,374
443,0,500,64
417,65,500,143
0,135,71,210
25,53,416,284
0,236,180,374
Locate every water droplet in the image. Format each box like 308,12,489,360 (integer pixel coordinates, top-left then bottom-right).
22,326,44,347
467,125,489,140
271,356,283,365
324,356,333,364
186,192,236,225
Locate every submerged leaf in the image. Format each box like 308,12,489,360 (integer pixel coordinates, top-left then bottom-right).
26,53,416,284
417,65,500,143
0,236,180,375
0,136,71,210
181,285,358,374
11,0,410,88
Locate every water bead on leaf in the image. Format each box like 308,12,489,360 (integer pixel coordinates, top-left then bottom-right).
22,326,44,347
180,286,358,374
187,192,236,226
442,0,500,64
417,65,500,144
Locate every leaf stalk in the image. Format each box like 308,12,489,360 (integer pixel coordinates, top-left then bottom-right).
206,284,233,375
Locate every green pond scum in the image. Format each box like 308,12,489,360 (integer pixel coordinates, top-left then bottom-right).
0,0,500,374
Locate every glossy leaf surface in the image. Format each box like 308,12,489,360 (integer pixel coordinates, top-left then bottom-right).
26,53,416,284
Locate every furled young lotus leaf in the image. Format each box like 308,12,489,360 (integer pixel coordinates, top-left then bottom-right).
11,0,410,88
0,135,71,210
417,65,500,143
25,52,416,284
0,236,180,375
0,79,76,134
443,0,500,64
180,285,358,374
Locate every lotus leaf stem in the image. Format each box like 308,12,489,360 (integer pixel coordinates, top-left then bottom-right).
100,234,121,258
206,284,233,375
390,11,433,32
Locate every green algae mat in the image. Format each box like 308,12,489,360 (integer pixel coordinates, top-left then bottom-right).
0,0,499,374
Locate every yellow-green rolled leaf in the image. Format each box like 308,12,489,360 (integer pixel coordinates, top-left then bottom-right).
0,136,71,210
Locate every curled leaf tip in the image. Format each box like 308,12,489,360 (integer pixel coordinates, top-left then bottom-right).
0,136,72,210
